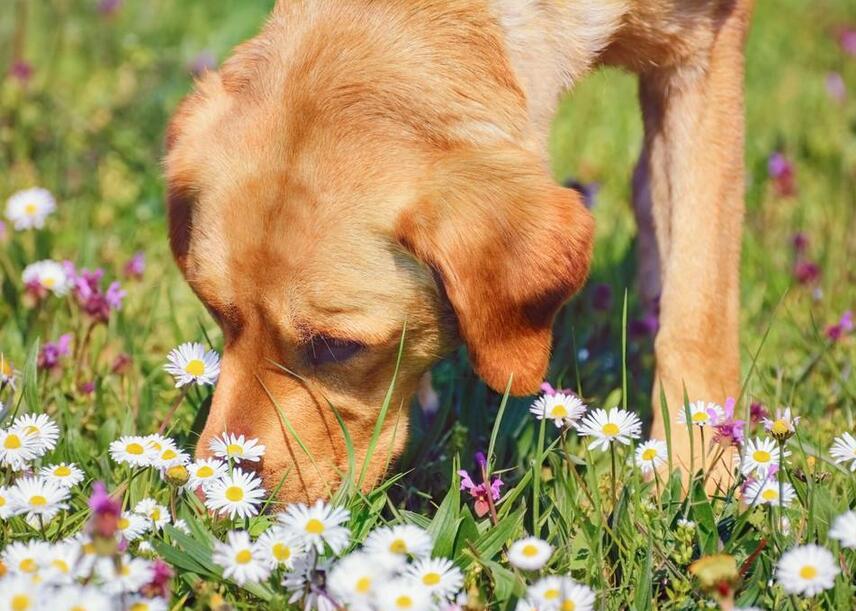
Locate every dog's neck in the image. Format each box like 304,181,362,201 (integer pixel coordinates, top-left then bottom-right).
490,0,628,149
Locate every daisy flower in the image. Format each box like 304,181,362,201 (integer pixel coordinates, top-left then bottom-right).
204,468,266,520
327,552,384,605
634,439,668,475
363,524,433,568
109,435,156,468
151,444,190,470
212,530,271,585
828,510,856,549
186,458,228,490
44,585,112,611
208,432,266,464
5,187,56,230
741,437,785,477
117,512,151,541
134,498,171,531
95,555,155,594
763,407,800,441
278,499,351,554
142,433,173,454
122,596,168,611
0,575,44,611
829,432,856,471
3,540,48,576
173,518,190,534
576,407,642,452
677,401,724,428
775,544,839,597
527,576,596,611
508,536,553,571
0,428,41,471
375,578,432,611
12,413,60,453
529,392,587,428
164,342,221,387
9,476,70,526
41,541,81,585
283,555,338,611
404,557,464,600
256,526,304,570
39,463,84,488
22,260,73,296
0,355,18,388
743,479,796,507
0,485,15,519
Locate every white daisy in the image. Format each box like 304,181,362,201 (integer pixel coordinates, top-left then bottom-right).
775,544,839,597
256,526,304,570
173,518,190,534
829,432,856,471
44,585,112,611
278,499,351,554
828,510,856,549
507,536,553,571
576,407,642,452
0,428,41,471
762,407,800,441
95,555,154,595
117,512,151,541
0,485,15,519
5,187,56,230
12,413,59,453
9,476,70,526
21,260,72,296
41,541,81,585
527,576,596,611
122,596,168,611
363,524,433,568
634,439,668,475
142,433,173,454
375,577,432,611
137,541,155,555
283,555,338,611
741,437,785,477
529,392,587,428
3,540,48,576
0,575,44,611
164,342,220,387
208,432,266,464
743,479,796,507
403,556,464,601
151,444,190,470
109,435,156,468
133,498,171,531
204,468,266,520
677,401,724,428
39,463,85,488
327,551,385,605
186,458,228,490
0,355,18,388
212,530,271,585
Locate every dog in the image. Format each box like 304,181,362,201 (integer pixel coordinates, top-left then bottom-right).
165,0,753,501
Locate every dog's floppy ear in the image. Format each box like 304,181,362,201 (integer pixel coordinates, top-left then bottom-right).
396,145,594,395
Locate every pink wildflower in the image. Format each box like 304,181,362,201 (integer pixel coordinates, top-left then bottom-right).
711,397,745,448
37,333,72,372
123,251,145,280
826,310,854,342
459,452,503,518
768,152,796,197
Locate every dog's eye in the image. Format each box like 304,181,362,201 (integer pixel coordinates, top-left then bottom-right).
307,336,364,366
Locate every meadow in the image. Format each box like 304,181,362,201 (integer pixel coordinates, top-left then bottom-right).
0,0,855,609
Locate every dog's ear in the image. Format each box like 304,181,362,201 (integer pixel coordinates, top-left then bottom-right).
396,145,594,395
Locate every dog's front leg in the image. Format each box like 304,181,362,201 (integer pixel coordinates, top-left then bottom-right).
634,4,753,491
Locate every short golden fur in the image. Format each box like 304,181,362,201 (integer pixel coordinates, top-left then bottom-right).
166,0,754,501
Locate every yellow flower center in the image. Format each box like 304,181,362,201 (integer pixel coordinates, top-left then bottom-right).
799,565,817,580
83,543,95,555
544,588,560,601
752,450,771,463
119,564,130,576
129,604,148,611
150,509,161,522
0,496,6,507
197,465,214,478
4,434,21,449
166,465,187,480
54,465,71,477
118,517,130,530
71,607,86,611
272,543,291,561
51,559,69,573
225,486,244,502
356,576,372,593
184,359,205,376
126,443,144,455
601,423,620,436
522,544,540,557
422,572,441,586
641,448,657,461
24,426,38,435
24,203,38,216
550,404,568,418
226,443,243,456
162,449,177,460
305,518,325,534
761,489,778,501
11,594,31,611
19,559,37,573
0,359,12,377
42,277,56,288
29,495,48,507
235,549,253,565
692,411,709,422
148,441,162,451
395,595,413,609
771,420,789,435
561,601,576,611
389,538,408,554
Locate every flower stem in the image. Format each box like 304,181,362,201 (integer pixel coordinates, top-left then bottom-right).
157,385,191,435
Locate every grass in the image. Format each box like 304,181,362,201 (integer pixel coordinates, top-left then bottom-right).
0,0,855,609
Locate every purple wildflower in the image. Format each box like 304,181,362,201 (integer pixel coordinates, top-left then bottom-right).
79,380,96,395
123,251,145,280
70,267,126,323
793,260,821,285
88,481,121,539
826,72,846,103
791,232,809,255
840,28,856,56
629,311,659,340
9,59,33,83
710,397,745,448
749,402,768,424
97,0,123,16
826,310,854,342
37,333,72,372
141,559,174,599
459,469,503,518
111,352,133,375
768,152,796,197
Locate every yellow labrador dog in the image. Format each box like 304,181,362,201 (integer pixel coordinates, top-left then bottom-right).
165,0,753,500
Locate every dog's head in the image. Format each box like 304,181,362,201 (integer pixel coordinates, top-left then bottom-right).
164,2,594,502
